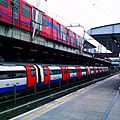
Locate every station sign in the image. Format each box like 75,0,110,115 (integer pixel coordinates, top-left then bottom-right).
94,53,119,58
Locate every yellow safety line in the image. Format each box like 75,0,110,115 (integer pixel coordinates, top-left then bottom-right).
20,76,114,120
23,99,68,120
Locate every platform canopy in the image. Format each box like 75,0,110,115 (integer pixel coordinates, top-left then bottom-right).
84,40,96,49
87,23,120,53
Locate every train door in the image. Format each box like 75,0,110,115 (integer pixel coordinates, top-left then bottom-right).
42,66,50,85
75,66,82,78
86,67,89,77
24,65,36,87
104,67,106,75
60,66,70,81
72,32,76,47
32,7,42,37
94,67,96,77
98,67,100,76
60,25,67,44
52,19,59,40
42,13,52,38
10,0,20,27
57,23,60,40
21,1,32,31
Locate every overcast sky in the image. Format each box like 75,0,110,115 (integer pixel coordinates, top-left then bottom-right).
25,0,120,29
24,0,120,52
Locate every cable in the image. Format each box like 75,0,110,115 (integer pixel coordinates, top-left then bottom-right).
88,0,119,22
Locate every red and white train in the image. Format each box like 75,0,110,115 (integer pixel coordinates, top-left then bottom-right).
0,0,84,50
0,64,108,93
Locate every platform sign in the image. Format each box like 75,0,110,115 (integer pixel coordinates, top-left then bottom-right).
94,53,119,58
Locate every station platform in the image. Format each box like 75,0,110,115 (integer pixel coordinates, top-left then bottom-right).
11,74,120,120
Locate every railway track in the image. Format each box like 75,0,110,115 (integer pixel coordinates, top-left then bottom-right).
0,72,118,120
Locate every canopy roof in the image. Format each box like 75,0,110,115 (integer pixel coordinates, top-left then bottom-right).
88,23,120,53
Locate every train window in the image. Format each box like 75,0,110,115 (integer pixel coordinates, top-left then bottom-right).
11,0,20,13
43,16,48,26
37,12,42,31
63,28,67,41
0,0,8,7
0,71,26,80
60,26,67,41
50,70,62,75
64,69,68,74
32,8,36,21
82,69,86,72
12,71,26,78
60,26,63,40
30,66,36,77
70,31,73,38
43,69,48,76
77,68,81,72
70,69,76,73
0,71,12,80
22,3,30,18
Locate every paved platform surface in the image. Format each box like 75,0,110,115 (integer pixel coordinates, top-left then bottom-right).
11,74,120,120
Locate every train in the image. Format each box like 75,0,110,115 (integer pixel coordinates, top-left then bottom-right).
0,64,109,94
0,0,84,51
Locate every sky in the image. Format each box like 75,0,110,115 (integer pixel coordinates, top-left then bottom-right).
24,0,120,52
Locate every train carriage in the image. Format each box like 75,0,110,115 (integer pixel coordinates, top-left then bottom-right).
0,64,36,93
0,64,109,95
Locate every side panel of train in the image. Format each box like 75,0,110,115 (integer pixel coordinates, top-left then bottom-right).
0,0,84,50
0,64,109,94
0,64,36,93
0,0,12,24
0,0,32,31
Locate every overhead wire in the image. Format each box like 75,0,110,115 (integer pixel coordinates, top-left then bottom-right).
88,0,119,22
